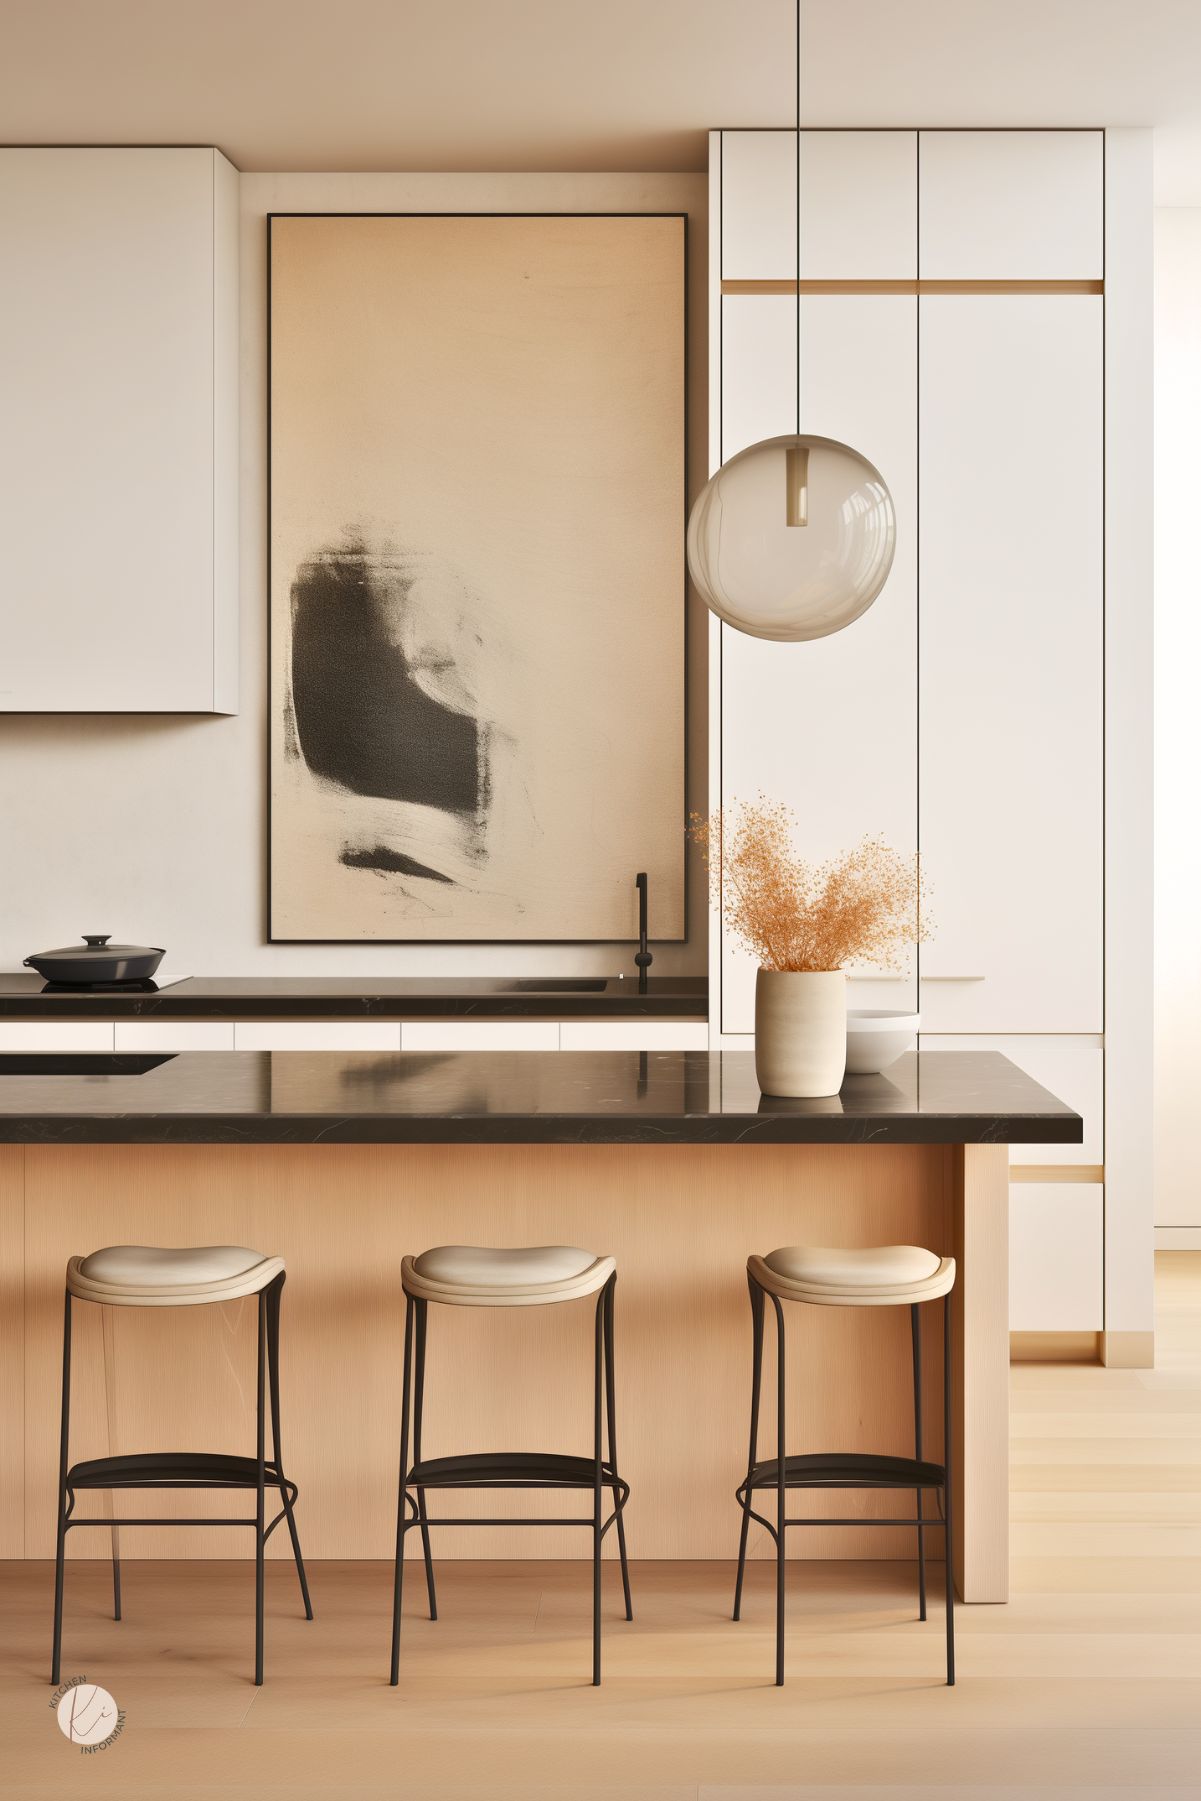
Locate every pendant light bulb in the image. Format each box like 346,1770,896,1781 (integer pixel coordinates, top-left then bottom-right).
785,444,810,527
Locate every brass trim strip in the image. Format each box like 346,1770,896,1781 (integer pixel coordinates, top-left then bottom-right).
721,279,1104,296
1009,1164,1103,1184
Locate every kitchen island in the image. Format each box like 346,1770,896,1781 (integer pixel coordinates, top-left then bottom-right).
0,1049,1080,1602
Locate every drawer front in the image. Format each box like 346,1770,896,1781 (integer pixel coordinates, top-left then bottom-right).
559,1021,709,1052
1010,1182,1104,1331
401,1021,560,1052
114,1021,235,1052
233,1022,402,1051
0,1021,114,1050
920,1035,1102,1165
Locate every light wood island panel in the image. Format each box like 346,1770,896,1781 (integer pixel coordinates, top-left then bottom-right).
0,1138,1010,1597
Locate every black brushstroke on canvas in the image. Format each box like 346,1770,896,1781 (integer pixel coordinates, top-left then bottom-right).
289,543,481,816
339,844,454,882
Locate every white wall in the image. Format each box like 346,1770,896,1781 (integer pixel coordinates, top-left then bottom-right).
0,171,708,976
1154,207,1201,1231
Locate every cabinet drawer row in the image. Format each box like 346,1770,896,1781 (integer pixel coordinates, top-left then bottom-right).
0,1020,711,1054
719,129,1103,281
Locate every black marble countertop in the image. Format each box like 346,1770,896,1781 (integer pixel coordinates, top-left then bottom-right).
0,1049,1082,1146
0,974,707,1020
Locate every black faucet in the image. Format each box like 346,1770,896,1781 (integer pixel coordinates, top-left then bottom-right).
634,872,653,992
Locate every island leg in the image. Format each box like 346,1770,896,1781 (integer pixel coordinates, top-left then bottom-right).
952,1143,1010,1602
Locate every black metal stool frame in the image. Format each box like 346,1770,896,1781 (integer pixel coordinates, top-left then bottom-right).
732,1271,955,1687
51,1270,313,1688
390,1269,632,1688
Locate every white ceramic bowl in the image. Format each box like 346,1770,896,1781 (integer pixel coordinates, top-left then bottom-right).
845,1009,920,1075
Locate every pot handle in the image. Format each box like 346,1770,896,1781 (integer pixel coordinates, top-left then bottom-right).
82,935,111,947
22,956,32,967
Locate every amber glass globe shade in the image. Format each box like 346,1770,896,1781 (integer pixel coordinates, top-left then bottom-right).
686,433,896,642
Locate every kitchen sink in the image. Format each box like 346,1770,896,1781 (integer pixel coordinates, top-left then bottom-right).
0,1054,176,1076
505,979,608,993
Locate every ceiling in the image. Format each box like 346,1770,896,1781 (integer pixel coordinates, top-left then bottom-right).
4,0,1199,200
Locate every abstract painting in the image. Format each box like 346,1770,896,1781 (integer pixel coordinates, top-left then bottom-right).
269,212,685,941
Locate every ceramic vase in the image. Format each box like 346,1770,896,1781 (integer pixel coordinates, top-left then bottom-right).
754,969,847,1098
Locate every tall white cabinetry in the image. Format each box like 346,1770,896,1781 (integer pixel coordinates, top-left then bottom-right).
0,148,239,712
918,294,1103,1035
710,129,1152,1356
718,132,919,1033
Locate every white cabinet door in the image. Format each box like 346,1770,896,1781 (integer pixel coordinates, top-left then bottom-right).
114,1022,235,1052
919,131,1103,280
401,1021,559,1051
721,131,916,280
0,148,238,713
233,1022,401,1051
719,292,796,456
922,1035,1102,1164
721,132,795,280
720,295,918,1033
1010,1183,1104,1331
0,1022,114,1051
559,1021,709,1052
919,297,1102,1032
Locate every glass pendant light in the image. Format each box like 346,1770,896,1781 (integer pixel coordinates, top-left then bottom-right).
686,4,896,643
686,432,895,642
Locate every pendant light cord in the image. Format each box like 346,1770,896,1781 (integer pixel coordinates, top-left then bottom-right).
796,0,801,437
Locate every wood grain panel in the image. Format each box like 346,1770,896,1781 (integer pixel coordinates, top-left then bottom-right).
22,1143,952,1565
955,1144,1011,1601
0,1147,23,1556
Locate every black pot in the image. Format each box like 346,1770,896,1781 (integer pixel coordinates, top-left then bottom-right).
24,935,165,985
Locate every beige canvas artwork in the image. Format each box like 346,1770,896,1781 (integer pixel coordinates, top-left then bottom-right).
269,212,685,941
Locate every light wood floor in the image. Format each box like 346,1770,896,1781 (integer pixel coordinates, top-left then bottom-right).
3,1252,1198,1800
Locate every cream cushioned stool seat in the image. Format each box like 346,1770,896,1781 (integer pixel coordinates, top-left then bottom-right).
67,1244,285,1307
402,1244,615,1307
749,1243,955,1307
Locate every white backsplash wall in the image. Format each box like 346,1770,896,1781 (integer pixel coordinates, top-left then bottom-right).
0,170,708,977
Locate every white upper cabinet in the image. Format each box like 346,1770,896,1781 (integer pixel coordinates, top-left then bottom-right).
721,131,916,280
919,296,1103,1032
919,131,1103,279
0,148,239,712
720,293,917,1033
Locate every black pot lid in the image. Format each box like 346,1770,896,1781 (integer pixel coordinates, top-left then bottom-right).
28,935,165,962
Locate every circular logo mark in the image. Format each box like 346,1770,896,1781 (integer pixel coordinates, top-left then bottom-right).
56,1683,118,1746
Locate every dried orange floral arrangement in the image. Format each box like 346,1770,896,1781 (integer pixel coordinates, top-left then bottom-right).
691,799,929,974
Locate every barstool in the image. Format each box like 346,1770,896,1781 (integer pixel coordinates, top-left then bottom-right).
390,1244,632,1687
733,1243,956,1686
52,1244,313,1687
